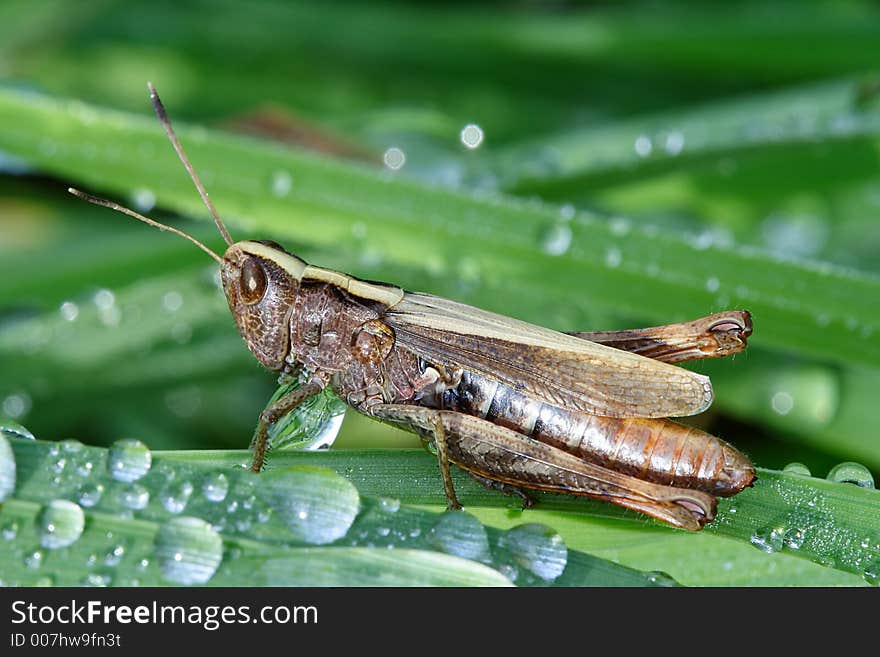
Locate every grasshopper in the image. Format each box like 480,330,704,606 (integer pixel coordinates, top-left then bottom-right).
70,84,754,531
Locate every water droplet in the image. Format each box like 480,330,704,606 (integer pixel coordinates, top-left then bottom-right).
783,462,811,477
826,462,875,489
201,472,229,502
460,124,484,149
383,147,406,171
104,544,125,567
761,212,829,258
118,483,150,510
2,521,19,540
59,301,79,321
427,511,491,563
605,247,622,268
108,438,152,483
0,419,35,441
2,392,32,419
540,223,572,256
131,188,156,213
82,573,112,587
258,467,360,545
161,291,183,313
770,390,794,416
689,231,715,250
270,169,293,197
783,527,805,550
646,570,679,586
51,454,69,476
93,288,120,327
349,221,368,241
25,550,44,569
663,131,685,156
609,216,631,236
93,288,115,310
161,480,194,514
78,483,104,508
496,523,567,582
154,517,223,585
863,558,880,586
0,435,15,502
750,526,785,553
165,385,201,417
76,459,94,478
705,276,720,293
497,563,518,582
378,497,401,513
38,500,85,550
634,135,653,157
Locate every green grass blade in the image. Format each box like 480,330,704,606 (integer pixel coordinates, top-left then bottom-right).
0,437,670,587
166,447,880,586
491,78,880,192
0,88,877,371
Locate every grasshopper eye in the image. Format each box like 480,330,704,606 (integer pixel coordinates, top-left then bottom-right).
240,257,267,304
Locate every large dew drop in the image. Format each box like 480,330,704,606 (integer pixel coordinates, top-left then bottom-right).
427,511,491,563
496,523,568,582
258,467,360,545
108,438,152,483
0,435,15,502
154,517,223,585
783,462,811,477
38,500,85,549
826,462,874,489
539,223,572,256
0,419,35,441
749,526,785,553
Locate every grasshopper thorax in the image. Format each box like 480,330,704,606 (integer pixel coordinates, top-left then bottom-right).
221,240,308,371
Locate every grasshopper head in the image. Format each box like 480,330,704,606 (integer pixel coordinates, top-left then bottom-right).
221,240,308,371
69,84,312,372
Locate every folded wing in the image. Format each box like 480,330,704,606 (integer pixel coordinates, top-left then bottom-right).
385,292,713,418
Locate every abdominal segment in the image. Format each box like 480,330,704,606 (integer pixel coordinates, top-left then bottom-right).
441,371,754,497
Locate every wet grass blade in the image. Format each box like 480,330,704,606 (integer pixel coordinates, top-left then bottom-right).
0,437,669,587
490,78,880,193
0,88,877,371
167,448,880,586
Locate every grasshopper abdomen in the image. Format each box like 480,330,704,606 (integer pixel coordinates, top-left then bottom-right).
441,371,754,497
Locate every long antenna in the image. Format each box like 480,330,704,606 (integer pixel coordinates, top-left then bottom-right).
147,81,234,246
68,187,224,265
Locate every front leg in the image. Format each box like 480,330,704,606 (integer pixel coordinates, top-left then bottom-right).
368,404,718,531
250,379,325,472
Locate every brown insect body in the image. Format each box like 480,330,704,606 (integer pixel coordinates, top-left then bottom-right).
71,84,756,532
219,240,754,529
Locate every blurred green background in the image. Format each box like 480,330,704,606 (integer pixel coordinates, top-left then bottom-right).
1,0,879,487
